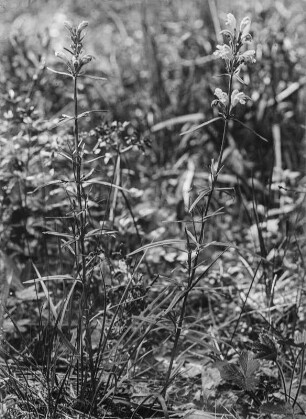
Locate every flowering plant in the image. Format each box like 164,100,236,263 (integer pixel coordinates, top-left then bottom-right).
54,21,93,77
212,13,256,116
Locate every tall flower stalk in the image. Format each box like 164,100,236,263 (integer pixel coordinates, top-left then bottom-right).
49,21,106,408
162,13,257,396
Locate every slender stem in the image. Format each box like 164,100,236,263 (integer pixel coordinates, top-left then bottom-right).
293,347,305,408
161,248,191,398
162,70,235,396
275,360,288,402
73,74,96,397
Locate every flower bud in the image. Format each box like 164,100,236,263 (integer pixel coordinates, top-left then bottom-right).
72,56,80,71
77,21,89,35
240,17,251,37
55,51,69,63
225,13,236,34
80,55,93,66
242,33,252,44
64,21,74,33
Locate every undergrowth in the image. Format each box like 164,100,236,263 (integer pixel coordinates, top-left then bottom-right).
0,2,305,419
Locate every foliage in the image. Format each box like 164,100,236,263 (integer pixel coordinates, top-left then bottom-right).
0,1,305,418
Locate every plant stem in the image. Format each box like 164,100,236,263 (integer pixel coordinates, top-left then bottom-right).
276,359,288,402
73,74,96,399
293,346,305,408
162,72,234,396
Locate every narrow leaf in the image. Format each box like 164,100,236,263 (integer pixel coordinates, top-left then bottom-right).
83,178,130,192
84,229,117,238
233,118,269,142
79,74,107,81
77,110,108,119
43,232,74,239
186,229,199,248
151,113,205,133
189,188,211,212
47,67,72,78
31,264,58,320
180,117,223,135
24,274,76,284
127,240,185,257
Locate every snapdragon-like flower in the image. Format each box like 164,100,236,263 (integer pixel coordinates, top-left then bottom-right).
212,13,255,114
214,44,233,61
231,89,251,109
238,49,256,64
214,88,228,106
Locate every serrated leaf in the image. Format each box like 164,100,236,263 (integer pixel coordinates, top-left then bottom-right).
239,351,260,391
260,401,293,415
216,351,260,392
221,363,245,389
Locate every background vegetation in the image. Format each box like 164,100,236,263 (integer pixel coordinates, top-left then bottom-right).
0,0,305,418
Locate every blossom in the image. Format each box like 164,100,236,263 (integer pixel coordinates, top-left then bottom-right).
213,44,233,61
214,88,228,106
239,17,251,37
238,49,256,64
225,13,236,34
231,89,251,109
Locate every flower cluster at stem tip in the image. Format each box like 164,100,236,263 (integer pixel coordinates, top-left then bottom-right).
55,21,93,77
212,13,256,115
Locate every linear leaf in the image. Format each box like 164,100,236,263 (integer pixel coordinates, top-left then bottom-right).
189,188,211,212
24,274,76,284
180,117,223,135
127,239,186,257
151,113,205,133
47,67,72,78
31,264,58,320
31,180,65,193
233,118,269,142
84,229,117,238
77,110,108,119
43,232,74,239
83,178,130,192
79,74,107,81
